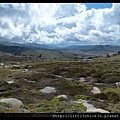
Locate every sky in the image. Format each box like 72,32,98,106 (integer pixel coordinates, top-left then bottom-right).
84,3,112,10
0,3,120,45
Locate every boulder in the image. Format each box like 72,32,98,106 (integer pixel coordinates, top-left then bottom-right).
91,87,101,94
0,98,23,108
55,95,67,100
79,78,85,82
72,99,109,113
115,82,120,88
5,80,14,84
39,86,56,93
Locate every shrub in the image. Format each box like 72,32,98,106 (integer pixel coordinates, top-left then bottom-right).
74,94,88,100
94,88,120,102
34,99,87,113
100,75,120,83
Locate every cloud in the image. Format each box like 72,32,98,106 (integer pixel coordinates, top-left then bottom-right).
0,3,120,45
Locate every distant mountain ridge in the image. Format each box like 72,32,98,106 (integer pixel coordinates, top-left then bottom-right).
64,45,120,52
23,43,120,53
0,41,31,54
0,40,120,59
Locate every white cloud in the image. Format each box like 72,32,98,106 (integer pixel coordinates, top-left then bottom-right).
0,3,120,45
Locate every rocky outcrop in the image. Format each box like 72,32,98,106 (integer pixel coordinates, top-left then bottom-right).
72,99,109,113
103,50,120,58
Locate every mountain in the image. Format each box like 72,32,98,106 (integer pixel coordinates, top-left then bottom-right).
0,41,31,54
22,43,71,50
22,43,120,53
63,45,120,52
0,40,120,59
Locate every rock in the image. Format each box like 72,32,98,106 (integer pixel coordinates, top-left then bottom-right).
55,95,67,100
22,69,29,72
103,54,110,58
39,86,56,93
5,65,9,68
0,98,23,108
6,80,14,84
65,78,73,81
91,87,101,94
13,65,21,69
72,99,109,113
24,79,36,83
0,63,4,66
94,83,102,85
116,50,120,54
79,78,85,82
115,82,120,88
22,109,31,113
52,74,63,78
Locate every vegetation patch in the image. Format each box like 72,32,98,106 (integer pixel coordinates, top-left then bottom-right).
93,88,120,102
0,55,120,113
58,78,93,96
27,99,87,113
74,94,88,100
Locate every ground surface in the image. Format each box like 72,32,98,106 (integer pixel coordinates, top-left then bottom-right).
0,55,120,113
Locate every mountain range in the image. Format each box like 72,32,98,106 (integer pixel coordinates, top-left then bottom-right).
0,40,120,59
